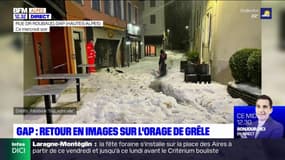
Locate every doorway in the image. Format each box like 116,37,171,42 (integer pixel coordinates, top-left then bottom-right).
145,45,156,56
73,31,83,73
95,39,119,68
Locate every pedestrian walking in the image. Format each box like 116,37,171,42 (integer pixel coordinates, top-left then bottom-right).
159,49,167,76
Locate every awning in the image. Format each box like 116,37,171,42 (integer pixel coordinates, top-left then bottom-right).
127,34,141,41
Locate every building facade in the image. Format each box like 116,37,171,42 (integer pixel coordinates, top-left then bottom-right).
24,0,144,105
125,0,144,65
142,0,165,56
24,0,68,105
190,0,261,84
66,0,144,69
67,0,124,70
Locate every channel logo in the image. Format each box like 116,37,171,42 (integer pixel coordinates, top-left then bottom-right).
260,8,272,19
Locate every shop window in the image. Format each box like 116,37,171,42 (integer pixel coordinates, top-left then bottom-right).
150,0,155,7
150,14,156,24
92,0,100,11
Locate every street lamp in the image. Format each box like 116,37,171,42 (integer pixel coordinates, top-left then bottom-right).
184,25,190,50
166,29,171,50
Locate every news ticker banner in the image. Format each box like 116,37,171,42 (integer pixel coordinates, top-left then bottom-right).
234,106,285,139
13,124,233,139
13,7,103,32
3,138,285,160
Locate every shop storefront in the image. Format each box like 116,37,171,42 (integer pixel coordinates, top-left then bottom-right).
126,23,142,64
92,26,125,68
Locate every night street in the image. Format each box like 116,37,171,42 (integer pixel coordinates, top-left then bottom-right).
1,1,285,160
24,50,246,124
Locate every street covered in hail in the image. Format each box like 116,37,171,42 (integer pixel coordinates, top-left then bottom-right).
24,51,246,124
